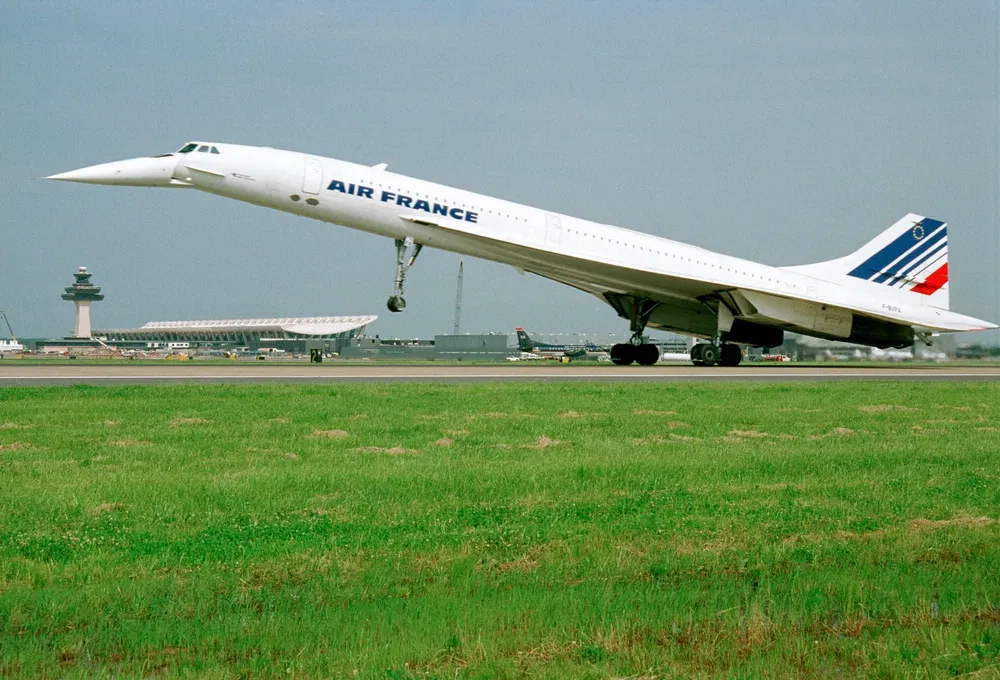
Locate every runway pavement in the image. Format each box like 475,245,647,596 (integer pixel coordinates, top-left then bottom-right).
2,362,1000,385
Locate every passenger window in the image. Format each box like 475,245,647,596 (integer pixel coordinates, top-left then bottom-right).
198,145,209,152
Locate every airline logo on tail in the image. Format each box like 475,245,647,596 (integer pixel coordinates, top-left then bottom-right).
515,328,534,351
847,217,948,296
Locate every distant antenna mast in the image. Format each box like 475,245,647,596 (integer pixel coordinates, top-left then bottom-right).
453,259,464,334
0,310,15,342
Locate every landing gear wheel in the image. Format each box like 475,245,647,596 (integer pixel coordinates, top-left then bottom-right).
699,343,720,366
690,344,704,365
719,343,742,367
610,343,636,366
387,238,422,314
635,343,660,366
387,295,406,313
692,343,719,366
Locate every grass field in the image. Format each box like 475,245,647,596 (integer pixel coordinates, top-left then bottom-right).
1,382,999,678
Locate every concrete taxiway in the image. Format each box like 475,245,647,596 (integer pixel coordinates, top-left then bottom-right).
2,363,1000,385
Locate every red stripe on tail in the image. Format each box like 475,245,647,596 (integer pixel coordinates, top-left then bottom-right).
911,263,948,295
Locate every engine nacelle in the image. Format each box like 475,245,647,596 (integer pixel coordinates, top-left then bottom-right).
722,318,784,348
848,315,914,349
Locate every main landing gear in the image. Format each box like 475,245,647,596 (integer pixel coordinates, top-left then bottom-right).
691,341,742,366
608,298,662,366
610,341,660,366
603,293,747,367
387,237,423,313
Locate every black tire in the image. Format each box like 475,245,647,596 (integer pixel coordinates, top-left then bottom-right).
635,343,660,366
690,344,703,363
610,343,636,366
699,343,720,366
720,343,742,367
387,296,406,313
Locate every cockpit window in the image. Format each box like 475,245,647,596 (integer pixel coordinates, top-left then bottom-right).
176,143,220,154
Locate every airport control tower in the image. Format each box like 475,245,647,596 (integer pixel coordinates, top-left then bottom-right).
62,266,104,338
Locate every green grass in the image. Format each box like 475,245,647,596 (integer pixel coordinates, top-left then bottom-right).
1,382,999,678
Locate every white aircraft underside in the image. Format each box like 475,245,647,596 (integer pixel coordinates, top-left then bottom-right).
47,141,996,366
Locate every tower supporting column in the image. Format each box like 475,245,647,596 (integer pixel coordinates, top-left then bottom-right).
62,267,104,338
74,300,93,338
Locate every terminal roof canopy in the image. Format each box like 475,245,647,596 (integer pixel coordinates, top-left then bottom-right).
139,316,376,334
97,316,377,339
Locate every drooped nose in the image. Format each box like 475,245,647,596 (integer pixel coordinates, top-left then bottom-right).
46,155,180,187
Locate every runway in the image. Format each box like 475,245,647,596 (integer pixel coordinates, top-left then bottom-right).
2,363,1000,385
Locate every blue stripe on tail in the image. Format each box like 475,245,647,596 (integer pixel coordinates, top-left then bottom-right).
871,226,946,284
847,218,945,281
885,240,948,287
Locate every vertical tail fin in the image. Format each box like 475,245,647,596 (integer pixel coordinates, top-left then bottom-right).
515,328,534,351
787,213,949,309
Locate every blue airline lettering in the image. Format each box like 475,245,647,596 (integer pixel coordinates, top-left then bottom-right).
326,179,477,223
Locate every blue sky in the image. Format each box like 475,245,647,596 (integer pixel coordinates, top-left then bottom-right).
2,2,997,343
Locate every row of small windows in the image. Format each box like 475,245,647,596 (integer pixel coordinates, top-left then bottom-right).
365,180,794,288
564,227,792,286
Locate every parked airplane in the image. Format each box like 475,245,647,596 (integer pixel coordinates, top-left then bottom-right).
47,142,997,366
515,328,608,359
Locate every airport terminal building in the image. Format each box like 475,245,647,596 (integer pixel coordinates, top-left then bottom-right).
94,316,377,353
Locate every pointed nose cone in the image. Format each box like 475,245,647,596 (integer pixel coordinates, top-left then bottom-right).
46,162,123,185
46,156,179,187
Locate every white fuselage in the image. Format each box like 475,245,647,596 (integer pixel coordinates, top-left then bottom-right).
48,142,996,341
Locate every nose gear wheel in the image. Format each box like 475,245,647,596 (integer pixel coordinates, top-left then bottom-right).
387,238,422,313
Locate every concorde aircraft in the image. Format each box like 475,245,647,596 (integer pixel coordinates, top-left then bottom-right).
47,142,997,366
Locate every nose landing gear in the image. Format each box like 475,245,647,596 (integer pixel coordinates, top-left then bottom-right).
387,237,423,313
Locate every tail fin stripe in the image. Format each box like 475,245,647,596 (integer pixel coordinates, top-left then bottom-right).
847,230,921,279
790,213,950,310
869,225,947,283
910,263,949,295
904,250,948,287
872,226,946,283
847,217,945,281
885,240,948,287
889,253,945,288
